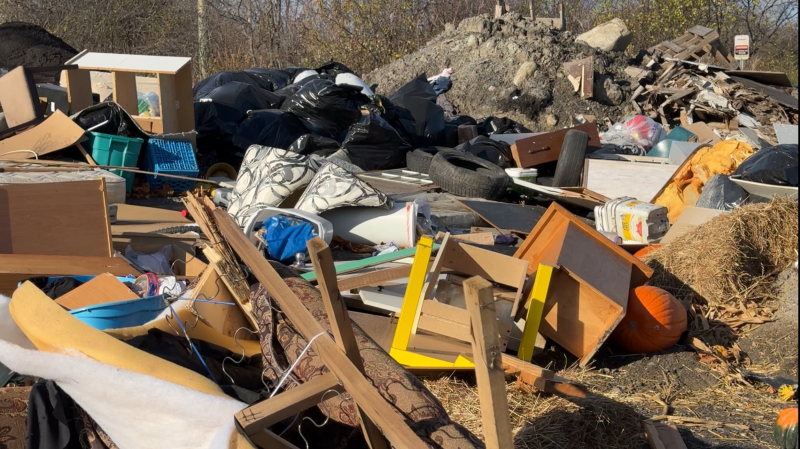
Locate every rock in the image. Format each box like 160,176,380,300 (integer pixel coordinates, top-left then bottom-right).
576,18,633,52
513,62,538,86
445,23,455,32
459,16,490,34
593,75,625,106
466,35,478,48
546,114,559,126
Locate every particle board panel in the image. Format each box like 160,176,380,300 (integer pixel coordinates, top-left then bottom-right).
67,52,191,74
582,158,679,202
0,179,112,257
111,71,139,116
0,254,139,296
510,122,601,168
55,273,138,310
539,267,626,364
175,64,196,133
64,68,93,114
456,199,546,234
157,73,179,134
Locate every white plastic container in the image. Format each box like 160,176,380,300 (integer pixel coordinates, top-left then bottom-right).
506,168,538,194
335,73,375,97
594,197,670,244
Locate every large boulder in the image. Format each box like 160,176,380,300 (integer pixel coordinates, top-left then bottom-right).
576,19,633,52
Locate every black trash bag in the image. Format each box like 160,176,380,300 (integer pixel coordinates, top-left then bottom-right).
194,100,236,150
315,60,355,77
272,75,327,104
696,175,750,211
455,135,513,168
205,82,283,119
72,102,149,140
288,134,341,156
342,112,411,170
733,144,799,186
388,74,446,147
193,70,271,99
233,110,309,152
244,68,294,91
477,116,532,135
280,79,370,138
283,66,315,80
443,115,479,147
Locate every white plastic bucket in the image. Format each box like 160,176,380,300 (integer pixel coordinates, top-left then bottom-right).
505,168,538,183
594,197,669,244
335,73,374,97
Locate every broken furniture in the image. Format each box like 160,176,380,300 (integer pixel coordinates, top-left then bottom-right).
510,122,601,168
513,203,654,366
0,65,78,138
64,51,194,134
562,56,594,99
0,110,86,160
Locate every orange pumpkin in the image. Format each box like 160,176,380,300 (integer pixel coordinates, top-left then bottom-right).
774,407,798,449
634,244,663,260
611,286,687,353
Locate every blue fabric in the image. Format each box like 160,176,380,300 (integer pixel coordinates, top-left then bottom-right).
430,77,452,95
263,215,316,262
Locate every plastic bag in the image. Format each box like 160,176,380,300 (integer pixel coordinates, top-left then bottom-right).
388,74,446,147
72,102,149,140
125,245,173,275
193,70,272,99
696,175,749,211
137,92,160,117
233,110,309,152
733,144,798,186
315,60,355,77
454,136,512,168
244,68,293,91
281,79,370,138
342,112,410,170
601,115,667,151
477,116,532,135
288,134,341,156
262,215,316,263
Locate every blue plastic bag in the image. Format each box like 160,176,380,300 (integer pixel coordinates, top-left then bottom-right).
263,215,316,263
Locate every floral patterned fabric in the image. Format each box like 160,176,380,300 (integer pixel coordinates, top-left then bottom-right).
0,387,28,449
253,262,483,449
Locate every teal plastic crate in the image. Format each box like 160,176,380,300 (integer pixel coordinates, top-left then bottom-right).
86,132,144,192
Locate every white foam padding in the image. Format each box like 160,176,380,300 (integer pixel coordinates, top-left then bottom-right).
0,295,246,449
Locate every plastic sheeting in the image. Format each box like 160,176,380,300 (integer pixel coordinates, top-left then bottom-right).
281,79,370,138
733,144,799,186
288,134,341,156
342,112,410,170
696,175,749,210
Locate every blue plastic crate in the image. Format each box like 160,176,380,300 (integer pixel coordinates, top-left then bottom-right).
141,138,199,193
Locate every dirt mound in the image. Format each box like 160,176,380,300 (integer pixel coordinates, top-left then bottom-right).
0,22,78,84
366,13,634,132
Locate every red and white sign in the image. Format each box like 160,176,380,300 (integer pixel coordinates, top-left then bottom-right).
734,35,750,60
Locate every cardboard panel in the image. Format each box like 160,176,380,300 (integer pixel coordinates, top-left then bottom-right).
55,273,138,310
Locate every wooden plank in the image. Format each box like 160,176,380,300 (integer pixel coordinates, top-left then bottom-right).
464,276,514,449
55,273,137,310
249,430,300,449
0,254,139,296
417,299,512,348
412,234,450,333
444,240,529,293
510,122,601,168
157,73,179,134
674,31,719,60
518,265,552,363
64,68,93,114
0,179,113,257
111,71,139,116
582,158,678,202
662,41,685,53
236,373,344,434
391,237,434,352
75,142,98,166
189,268,253,338
436,231,494,246
306,238,389,449
456,199,546,235
687,25,714,37
338,265,413,292
729,76,799,109
301,244,440,282
174,64,196,132
214,208,429,448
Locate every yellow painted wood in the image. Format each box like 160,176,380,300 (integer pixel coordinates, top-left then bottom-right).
517,264,554,362
390,348,474,368
390,237,434,351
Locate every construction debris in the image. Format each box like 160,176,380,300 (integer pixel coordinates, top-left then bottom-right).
0,13,797,449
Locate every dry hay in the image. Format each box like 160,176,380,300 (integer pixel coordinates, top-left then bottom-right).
644,198,798,341
423,372,645,449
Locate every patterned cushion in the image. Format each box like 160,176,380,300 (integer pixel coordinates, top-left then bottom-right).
253,262,482,448
295,162,392,215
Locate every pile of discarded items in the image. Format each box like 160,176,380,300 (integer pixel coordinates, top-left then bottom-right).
1,19,799,449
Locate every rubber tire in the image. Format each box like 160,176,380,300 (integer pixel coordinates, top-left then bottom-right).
429,150,509,200
405,147,447,174
552,130,589,188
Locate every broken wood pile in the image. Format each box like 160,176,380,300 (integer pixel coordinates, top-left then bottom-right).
629,26,798,142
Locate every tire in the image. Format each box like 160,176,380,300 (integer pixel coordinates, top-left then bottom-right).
552,130,589,187
405,147,447,174
429,150,509,200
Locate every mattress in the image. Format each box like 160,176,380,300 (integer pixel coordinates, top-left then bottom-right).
0,168,127,204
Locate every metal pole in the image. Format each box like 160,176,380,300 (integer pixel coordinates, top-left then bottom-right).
198,0,208,78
